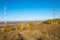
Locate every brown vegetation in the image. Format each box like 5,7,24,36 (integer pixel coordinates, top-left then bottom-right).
43,18,60,24
0,18,60,40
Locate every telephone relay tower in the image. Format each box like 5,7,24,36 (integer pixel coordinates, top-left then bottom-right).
4,0,7,26
53,7,55,19
52,6,56,24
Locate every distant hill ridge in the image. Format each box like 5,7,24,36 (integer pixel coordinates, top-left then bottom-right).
43,18,60,24
0,18,60,24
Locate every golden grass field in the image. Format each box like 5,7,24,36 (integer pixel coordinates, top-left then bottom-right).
0,18,60,40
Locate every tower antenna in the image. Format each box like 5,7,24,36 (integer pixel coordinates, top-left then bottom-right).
53,7,55,19
4,0,7,27
52,5,56,24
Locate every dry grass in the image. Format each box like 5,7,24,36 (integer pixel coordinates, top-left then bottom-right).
0,19,60,40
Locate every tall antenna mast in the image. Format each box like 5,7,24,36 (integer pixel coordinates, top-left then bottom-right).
52,4,56,24
4,0,7,27
53,7,55,19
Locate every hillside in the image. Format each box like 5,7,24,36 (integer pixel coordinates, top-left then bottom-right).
43,18,60,24
0,18,60,40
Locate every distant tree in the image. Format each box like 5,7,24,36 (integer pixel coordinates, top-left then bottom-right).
4,25,13,32
27,23,31,29
18,23,25,31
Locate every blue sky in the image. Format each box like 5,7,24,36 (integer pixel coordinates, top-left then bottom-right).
0,0,60,21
